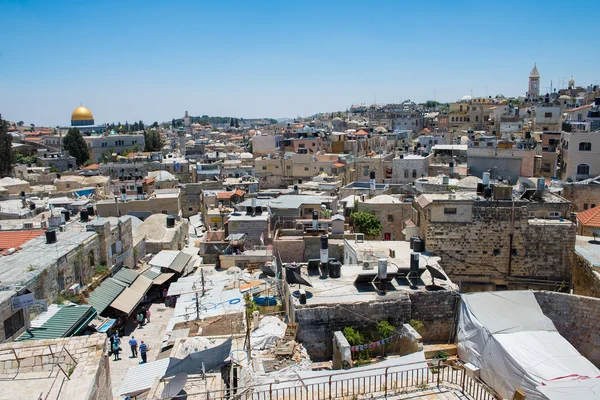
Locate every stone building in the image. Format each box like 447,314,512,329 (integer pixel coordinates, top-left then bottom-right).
36,152,77,172
225,208,270,249
572,236,600,299
559,181,600,212
412,189,575,291
133,213,188,255
0,216,133,341
356,195,413,241
95,189,181,219
391,154,432,184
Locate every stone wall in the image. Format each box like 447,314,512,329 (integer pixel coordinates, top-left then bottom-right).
573,250,600,298
180,183,204,218
560,184,600,212
417,201,575,288
293,289,459,360
0,334,111,400
274,236,304,263
534,291,600,367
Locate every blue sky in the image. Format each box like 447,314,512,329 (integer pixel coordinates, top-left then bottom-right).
1,0,599,126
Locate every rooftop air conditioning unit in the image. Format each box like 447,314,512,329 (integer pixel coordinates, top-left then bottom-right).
23,222,34,229
356,233,364,243
69,283,81,294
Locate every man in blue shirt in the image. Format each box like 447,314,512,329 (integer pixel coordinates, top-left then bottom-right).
139,341,148,364
128,336,138,358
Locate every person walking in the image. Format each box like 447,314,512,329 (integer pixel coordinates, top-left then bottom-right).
139,341,149,364
141,307,146,324
146,308,151,323
162,288,168,299
137,312,144,329
129,336,138,358
112,338,121,361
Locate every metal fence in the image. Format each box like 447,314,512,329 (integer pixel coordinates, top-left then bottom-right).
164,360,499,400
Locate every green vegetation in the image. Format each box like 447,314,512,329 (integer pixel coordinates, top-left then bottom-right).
245,293,259,315
57,291,84,304
63,128,89,165
143,129,164,152
376,320,396,357
49,166,60,173
424,100,440,108
409,319,425,334
94,264,109,276
15,153,37,165
0,117,14,177
83,159,95,167
351,210,383,237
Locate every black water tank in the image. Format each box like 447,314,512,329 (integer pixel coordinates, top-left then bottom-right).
410,235,420,249
29,203,36,210
329,261,342,279
413,237,424,252
61,210,70,222
80,209,89,222
45,229,57,244
369,171,376,180
56,173,61,179
137,185,143,195
298,289,307,305
20,191,25,198
87,205,95,216
166,215,176,228
484,186,492,199
595,97,600,106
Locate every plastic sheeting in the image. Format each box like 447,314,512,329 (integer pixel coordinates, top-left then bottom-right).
457,291,600,400
250,318,286,350
164,337,232,378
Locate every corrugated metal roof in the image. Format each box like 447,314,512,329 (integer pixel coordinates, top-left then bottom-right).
142,268,161,280
118,357,170,397
149,250,180,268
152,273,174,286
113,268,140,285
30,304,62,328
17,305,96,341
169,252,192,273
88,278,127,315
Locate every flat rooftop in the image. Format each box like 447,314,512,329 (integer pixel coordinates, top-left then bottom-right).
575,236,600,268
0,225,96,286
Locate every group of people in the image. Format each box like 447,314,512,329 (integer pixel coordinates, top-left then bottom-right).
137,307,151,328
128,336,149,363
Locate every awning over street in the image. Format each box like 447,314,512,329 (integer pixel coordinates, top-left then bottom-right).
149,250,192,274
152,273,174,285
110,275,152,315
17,305,97,341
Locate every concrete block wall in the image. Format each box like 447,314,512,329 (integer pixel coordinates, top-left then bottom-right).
534,291,600,367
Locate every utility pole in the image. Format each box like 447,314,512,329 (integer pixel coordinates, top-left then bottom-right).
244,294,252,360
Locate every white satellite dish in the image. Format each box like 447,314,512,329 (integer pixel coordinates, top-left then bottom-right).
161,373,188,399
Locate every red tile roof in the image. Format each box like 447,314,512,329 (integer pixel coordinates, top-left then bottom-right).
355,130,369,136
217,189,245,199
577,206,600,228
332,163,345,168
82,163,99,170
144,178,155,185
0,230,45,255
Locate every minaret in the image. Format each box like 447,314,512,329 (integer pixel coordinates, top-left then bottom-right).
528,64,540,99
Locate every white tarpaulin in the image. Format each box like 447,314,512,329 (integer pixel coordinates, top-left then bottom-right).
457,291,600,400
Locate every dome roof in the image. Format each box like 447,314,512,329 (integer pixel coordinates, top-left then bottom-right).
559,95,571,100
71,105,94,121
461,95,472,101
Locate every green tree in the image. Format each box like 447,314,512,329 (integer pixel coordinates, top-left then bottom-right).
144,130,164,152
139,120,145,131
17,121,24,127
63,128,89,165
351,210,383,237
376,320,395,357
0,118,14,176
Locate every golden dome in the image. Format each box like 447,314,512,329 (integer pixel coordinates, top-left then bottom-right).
71,105,94,121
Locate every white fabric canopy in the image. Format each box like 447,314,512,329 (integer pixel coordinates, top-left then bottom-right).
457,291,600,400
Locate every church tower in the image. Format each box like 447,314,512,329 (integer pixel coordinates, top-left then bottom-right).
528,63,540,99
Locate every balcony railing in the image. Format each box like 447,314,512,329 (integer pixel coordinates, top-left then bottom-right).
154,360,500,400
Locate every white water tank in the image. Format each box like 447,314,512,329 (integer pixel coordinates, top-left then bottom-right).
482,171,490,185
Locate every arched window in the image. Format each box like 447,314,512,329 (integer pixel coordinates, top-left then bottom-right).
577,164,590,176
579,142,592,151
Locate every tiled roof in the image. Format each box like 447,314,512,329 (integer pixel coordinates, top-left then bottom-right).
332,163,345,168
0,230,45,255
217,189,245,199
577,206,600,228
355,130,369,136
82,163,99,170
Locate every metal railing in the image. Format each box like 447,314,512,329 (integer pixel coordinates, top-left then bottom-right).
162,360,499,400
